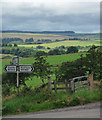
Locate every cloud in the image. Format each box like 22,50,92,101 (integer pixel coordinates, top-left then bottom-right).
1,1,100,33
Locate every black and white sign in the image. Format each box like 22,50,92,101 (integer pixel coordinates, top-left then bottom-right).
4,65,17,73
19,65,34,73
4,57,34,96
4,57,35,96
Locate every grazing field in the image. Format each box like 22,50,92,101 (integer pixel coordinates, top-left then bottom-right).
1,33,100,43
18,40,100,49
0,54,15,59
1,53,86,74
1,33,69,41
1,53,86,91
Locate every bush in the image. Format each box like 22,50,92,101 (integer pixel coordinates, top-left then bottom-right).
66,46,78,53
69,97,80,106
53,100,68,108
2,85,11,96
2,104,16,115
36,46,45,49
21,104,29,112
35,51,47,57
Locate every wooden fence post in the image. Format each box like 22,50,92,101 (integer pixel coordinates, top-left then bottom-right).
71,79,75,93
89,74,93,92
54,80,57,93
65,80,68,93
48,76,52,93
87,75,90,91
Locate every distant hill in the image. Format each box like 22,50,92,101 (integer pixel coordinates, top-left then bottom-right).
1,30,75,34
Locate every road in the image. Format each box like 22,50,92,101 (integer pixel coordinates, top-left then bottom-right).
3,102,101,119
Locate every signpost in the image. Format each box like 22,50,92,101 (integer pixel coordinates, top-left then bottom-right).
5,65,17,73
4,57,34,96
19,65,34,73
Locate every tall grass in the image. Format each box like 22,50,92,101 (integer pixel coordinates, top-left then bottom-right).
3,87,101,116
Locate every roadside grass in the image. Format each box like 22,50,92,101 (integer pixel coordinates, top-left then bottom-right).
2,87,101,116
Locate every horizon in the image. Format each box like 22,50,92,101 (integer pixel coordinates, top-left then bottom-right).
1,30,100,34
1,1,100,33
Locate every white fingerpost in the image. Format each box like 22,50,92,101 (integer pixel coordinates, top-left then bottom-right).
4,57,34,96
17,70,19,96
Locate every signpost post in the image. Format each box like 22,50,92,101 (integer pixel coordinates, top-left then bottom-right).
17,70,19,96
4,57,34,96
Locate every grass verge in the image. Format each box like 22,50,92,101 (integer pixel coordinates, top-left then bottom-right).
2,87,101,116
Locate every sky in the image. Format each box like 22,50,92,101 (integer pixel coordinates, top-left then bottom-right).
0,0,101,33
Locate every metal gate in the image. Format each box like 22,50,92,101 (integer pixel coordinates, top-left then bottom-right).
72,75,90,93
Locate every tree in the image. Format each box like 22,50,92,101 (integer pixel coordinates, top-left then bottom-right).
25,38,34,43
33,55,51,84
35,51,47,57
59,45,65,49
56,45,101,82
55,58,86,82
48,49,61,55
83,45,101,80
8,44,12,47
36,46,45,49
47,47,51,49
66,46,78,54
14,43,17,47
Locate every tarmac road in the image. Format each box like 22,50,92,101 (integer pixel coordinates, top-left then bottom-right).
3,102,101,119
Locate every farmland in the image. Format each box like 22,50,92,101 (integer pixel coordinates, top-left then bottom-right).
1,32,100,55
1,33,70,41
18,40,100,49
1,32,101,116
1,52,86,74
1,52,87,92
1,32,100,41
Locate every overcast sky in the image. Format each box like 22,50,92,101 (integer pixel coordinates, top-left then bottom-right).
1,0,100,33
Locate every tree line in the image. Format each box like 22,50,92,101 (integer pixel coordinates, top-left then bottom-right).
2,38,23,44
1,46,79,57
56,46,101,82
1,36,90,45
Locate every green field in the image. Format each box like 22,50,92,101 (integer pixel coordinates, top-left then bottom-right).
18,40,100,49
1,53,87,89
1,53,86,74
2,32,101,116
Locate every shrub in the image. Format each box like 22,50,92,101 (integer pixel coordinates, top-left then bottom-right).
20,104,29,112
69,97,80,106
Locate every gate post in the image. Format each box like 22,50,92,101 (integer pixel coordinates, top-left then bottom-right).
54,80,57,93
71,79,75,93
65,80,68,93
48,76,52,93
89,74,93,92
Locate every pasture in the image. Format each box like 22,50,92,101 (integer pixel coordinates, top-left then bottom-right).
1,53,86,89
18,40,100,49
1,53,86,74
1,33,69,41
